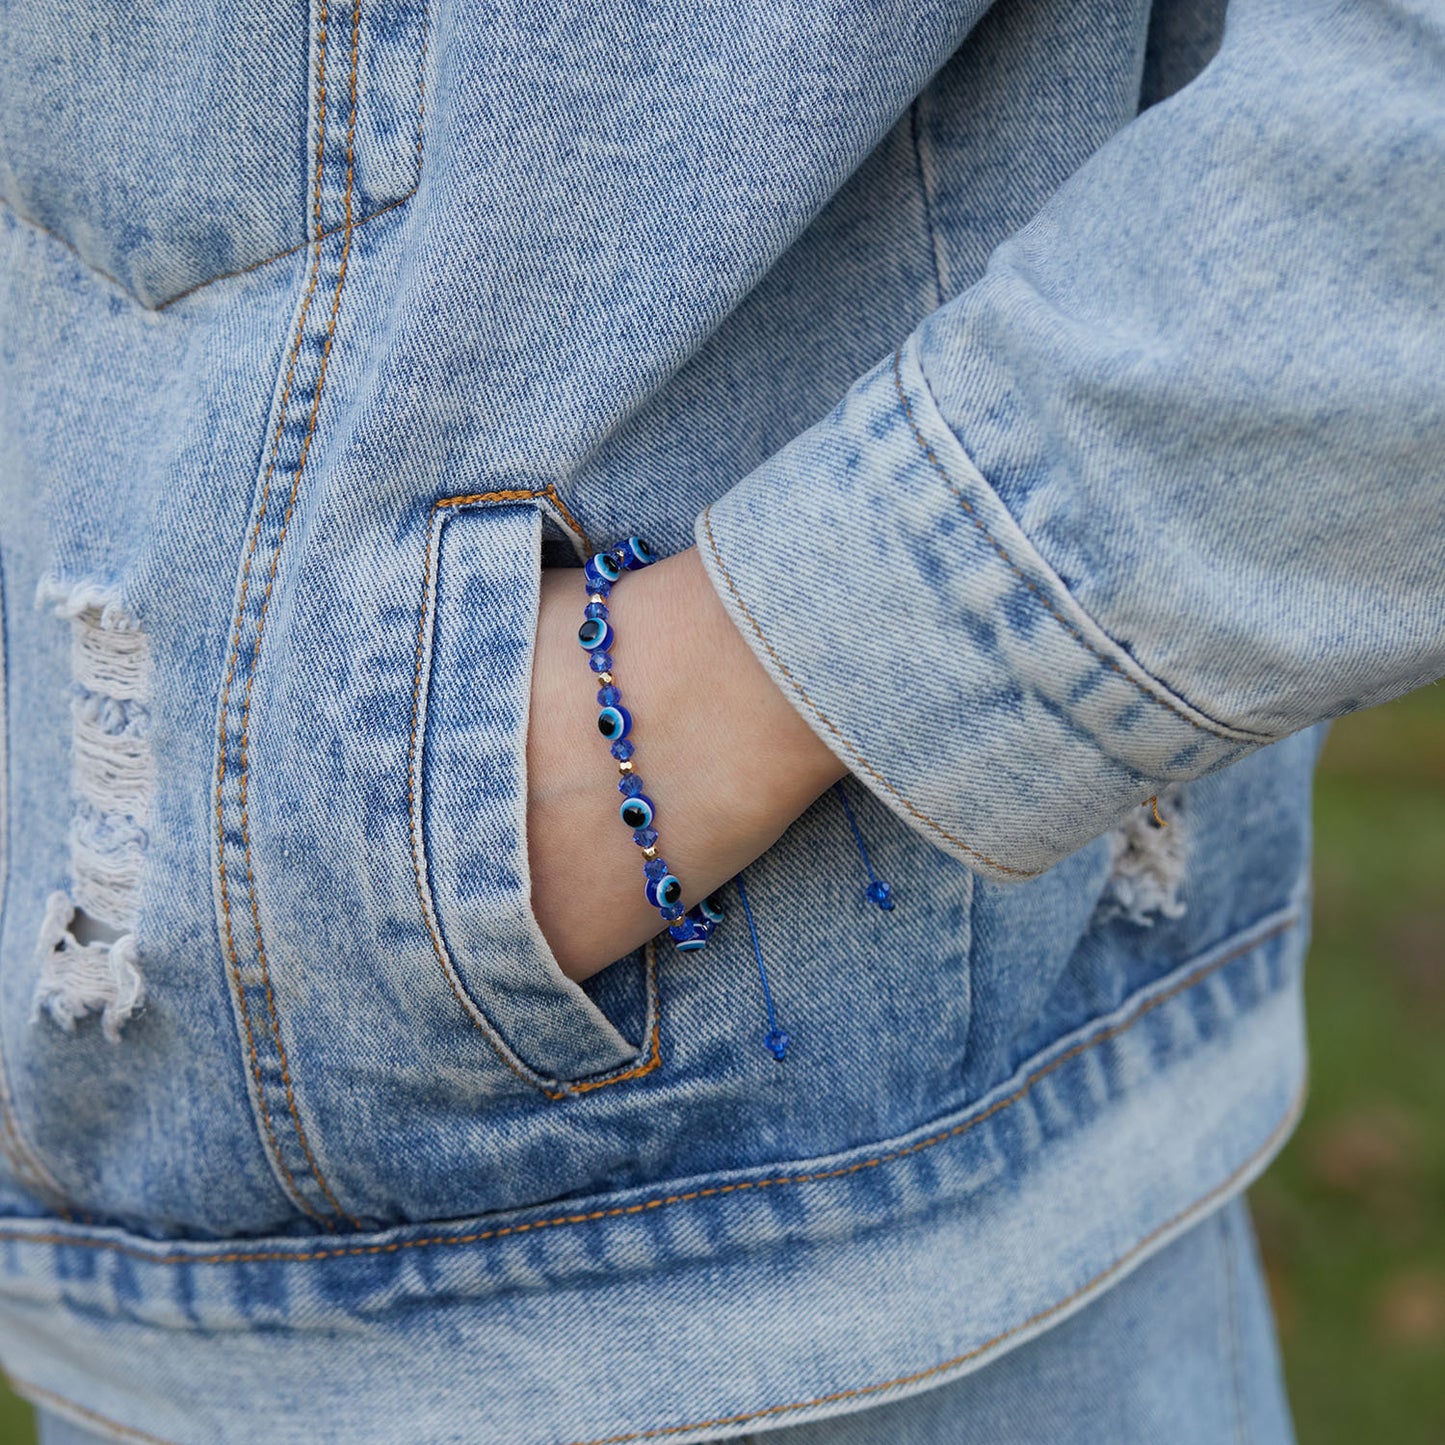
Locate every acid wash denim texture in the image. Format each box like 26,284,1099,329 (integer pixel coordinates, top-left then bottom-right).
0,0,1441,1438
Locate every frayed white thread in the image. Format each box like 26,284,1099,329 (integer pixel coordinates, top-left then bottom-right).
34,576,140,632
31,588,153,1031
1095,788,1188,927
32,891,145,1042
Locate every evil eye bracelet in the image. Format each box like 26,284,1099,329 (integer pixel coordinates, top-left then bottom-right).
579,539,724,952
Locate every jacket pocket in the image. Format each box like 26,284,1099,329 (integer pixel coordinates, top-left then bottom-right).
410,495,657,1088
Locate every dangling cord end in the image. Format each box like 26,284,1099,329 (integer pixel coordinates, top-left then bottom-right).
833,781,895,910
1147,795,1167,829
734,871,789,1061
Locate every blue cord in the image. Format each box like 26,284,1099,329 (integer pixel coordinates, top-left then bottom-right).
734,871,789,1061
833,781,895,910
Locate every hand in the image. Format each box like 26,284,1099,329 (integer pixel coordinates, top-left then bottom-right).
525,545,847,981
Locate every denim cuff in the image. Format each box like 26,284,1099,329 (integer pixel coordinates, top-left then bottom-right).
695,338,1264,879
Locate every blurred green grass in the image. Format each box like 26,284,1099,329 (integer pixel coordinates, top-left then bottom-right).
1,688,1440,1444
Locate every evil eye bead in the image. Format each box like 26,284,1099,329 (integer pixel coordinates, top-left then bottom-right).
670,918,709,951
698,893,725,924
618,536,657,571
619,795,655,831
650,873,684,910
578,617,614,652
597,705,632,742
584,551,623,589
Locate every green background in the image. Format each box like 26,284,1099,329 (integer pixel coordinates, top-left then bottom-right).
1,689,1441,1443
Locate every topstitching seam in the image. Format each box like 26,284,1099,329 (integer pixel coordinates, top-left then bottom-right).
701,505,1035,876
215,0,359,1231
891,348,1271,745
406,489,659,1098
1,1074,1306,1445
0,912,1295,1266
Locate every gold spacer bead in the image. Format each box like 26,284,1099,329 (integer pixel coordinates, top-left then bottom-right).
589,593,606,606
596,671,613,686
641,846,659,860
617,759,634,774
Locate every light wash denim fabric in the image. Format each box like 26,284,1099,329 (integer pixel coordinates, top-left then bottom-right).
0,0,1440,1439
31,1193,1295,1444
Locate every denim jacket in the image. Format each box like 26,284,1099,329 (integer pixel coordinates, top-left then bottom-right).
0,0,1441,1439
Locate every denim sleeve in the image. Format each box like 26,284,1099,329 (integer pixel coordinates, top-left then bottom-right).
695,0,1445,881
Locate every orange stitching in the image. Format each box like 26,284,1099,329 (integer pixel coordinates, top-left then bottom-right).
7,1377,179,1445
434,484,593,553
701,506,1036,877
891,349,1269,745
0,181,411,315
406,489,655,1098
560,1084,1306,1445
0,914,1295,1267
231,0,366,1230
569,940,662,1093
213,6,333,1230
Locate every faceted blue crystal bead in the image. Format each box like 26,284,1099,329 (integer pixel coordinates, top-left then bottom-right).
610,738,635,761
643,857,669,880
659,902,685,921
764,1027,791,1061
587,651,614,673
587,577,612,598
632,827,659,848
618,773,645,797
584,601,608,620
866,880,895,911
597,684,621,707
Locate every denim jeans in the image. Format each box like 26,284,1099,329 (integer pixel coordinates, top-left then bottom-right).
2,0,1441,1439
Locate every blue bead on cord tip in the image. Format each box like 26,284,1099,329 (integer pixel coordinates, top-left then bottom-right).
834,781,895,910
734,871,789,1061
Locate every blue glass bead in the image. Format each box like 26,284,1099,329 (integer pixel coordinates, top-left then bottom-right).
584,552,622,589
588,650,614,673
698,893,725,924
764,1027,791,1062
659,902,685,921
584,601,609,621
619,794,654,830
618,773,645,797
597,705,631,742
578,617,614,652
632,827,658,848
866,880,895,911
670,918,708,950
587,577,612,598
597,684,621,707
643,857,669,880
610,738,635,761
618,536,657,571
685,904,715,933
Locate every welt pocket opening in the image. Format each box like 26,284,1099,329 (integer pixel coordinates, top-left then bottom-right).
409,494,661,1095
